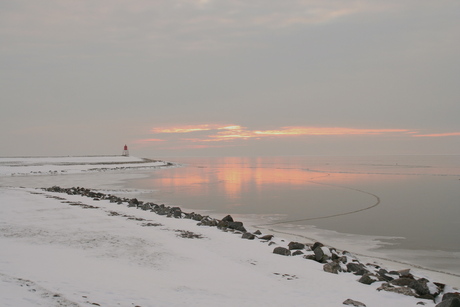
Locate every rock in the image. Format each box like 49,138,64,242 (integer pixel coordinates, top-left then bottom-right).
217,220,247,232
288,241,305,250
222,215,234,222
253,230,262,235
156,207,169,215
411,278,431,297
323,262,342,274
228,221,246,232
377,268,394,281
311,242,324,251
377,283,416,297
390,278,432,297
314,246,331,263
303,254,316,261
242,232,255,240
390,278,414,287
417,294,436,301
169,207,181,217
343,298,366,307
359,273,378,285
292,250,304,256
259,234,274,241
436,298,460,307
397,269,413,278
443,293,460,301
347,262,368,276
140,203,151,211
273,247,291,256
199,216,218,227
192,213,203,221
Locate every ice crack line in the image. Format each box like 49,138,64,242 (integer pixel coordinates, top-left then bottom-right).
259,180,381,226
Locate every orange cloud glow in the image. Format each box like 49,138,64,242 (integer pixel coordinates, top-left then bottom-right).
148,124,416,142
151,124,241,134
253,127,410,136
133,138,165,144
141,124,460,150
413,132,460,137
205,126,411,141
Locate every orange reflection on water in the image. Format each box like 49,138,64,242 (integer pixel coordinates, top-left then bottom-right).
148,157,370,201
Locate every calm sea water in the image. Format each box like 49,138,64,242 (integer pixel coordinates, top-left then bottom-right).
122,155,460,277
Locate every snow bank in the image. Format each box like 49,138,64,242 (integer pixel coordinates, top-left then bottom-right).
0,156,171,177
0,186,449,307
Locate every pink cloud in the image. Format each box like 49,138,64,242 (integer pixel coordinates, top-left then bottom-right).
413,132,460,137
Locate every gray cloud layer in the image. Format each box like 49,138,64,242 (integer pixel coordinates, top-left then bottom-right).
1,0,459,156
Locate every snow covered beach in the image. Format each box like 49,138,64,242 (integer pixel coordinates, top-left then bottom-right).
0,156,459,307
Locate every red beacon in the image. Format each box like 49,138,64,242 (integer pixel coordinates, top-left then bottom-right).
122,144,129,157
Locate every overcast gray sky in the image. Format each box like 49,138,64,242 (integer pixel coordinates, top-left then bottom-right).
1,0,459,157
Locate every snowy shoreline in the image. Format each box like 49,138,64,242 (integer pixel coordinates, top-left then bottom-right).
1,156,459,306
0,156,175,177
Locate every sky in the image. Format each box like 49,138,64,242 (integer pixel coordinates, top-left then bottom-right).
1,0,459,157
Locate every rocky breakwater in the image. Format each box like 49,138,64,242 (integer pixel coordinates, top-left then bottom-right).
44,186,459,307
271,240,460,306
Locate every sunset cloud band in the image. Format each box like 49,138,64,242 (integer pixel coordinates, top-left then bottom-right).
134,124,460,149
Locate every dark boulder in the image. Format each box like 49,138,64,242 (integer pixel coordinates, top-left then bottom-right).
228,221,246,232
288,241,305,250
443,293,460,301
390,278,432,297
242,232,255,240
397,269,413,278
217,219,246,232
273,247,291,256
198,216,218,227
377,283,416,297
343,298,366,307
347,262,368,276
311,242,324,251
436,298,460,307
411,278,431,297
323,262,342,274
140,203,151,211
377,268,394,281
171,207,182,218
313,246,330,263
359,273,378,285
303,254,316,261
258,234,274,241
192,213,203,221
222,215,234,222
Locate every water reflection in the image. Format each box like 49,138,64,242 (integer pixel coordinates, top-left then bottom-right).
146,156,383,199
129,156,396,217
126,156,460,253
